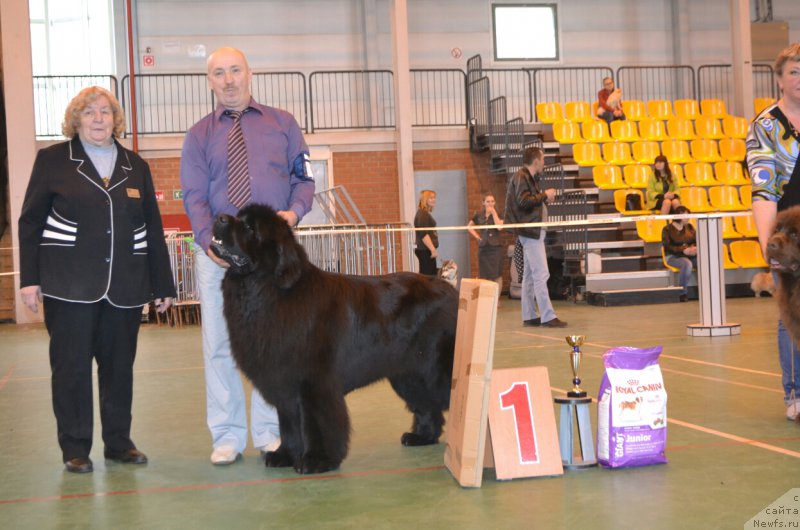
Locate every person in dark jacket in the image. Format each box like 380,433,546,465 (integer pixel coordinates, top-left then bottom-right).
504,147,567,328
18,86,176,474
414,189,439,275
661,205,696,302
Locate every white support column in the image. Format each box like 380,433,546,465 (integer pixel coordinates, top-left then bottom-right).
730,0,754,120
390,0,415,271
1,0,40,324
687,216,740,337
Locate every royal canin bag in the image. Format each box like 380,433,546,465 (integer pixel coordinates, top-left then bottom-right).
597,346,668,468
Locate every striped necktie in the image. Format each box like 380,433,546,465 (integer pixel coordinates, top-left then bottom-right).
226,109,251,209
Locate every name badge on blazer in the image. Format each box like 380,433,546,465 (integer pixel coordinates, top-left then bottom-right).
127,188,141,199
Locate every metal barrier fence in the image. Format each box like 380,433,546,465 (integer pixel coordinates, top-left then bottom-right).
309,70,395,131
616,65,696,102
164,231,199,304
33,75,118,137
295,223,414,276
530,67,614,121
696,63,778,110
482,68,532,122
251,72,309,132
410,69,467,127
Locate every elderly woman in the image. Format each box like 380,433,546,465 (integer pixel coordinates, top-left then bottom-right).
18,86,176,473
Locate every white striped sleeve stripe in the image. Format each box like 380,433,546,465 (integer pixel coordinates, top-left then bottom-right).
133,241,148,250
46,215,77,233
134,229,147,240
42,229,76,242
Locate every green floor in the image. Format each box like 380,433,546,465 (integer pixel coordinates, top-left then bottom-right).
0,296,798,529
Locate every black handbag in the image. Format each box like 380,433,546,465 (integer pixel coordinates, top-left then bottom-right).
625,193,643,211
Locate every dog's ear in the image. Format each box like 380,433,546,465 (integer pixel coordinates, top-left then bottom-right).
275,238,302,289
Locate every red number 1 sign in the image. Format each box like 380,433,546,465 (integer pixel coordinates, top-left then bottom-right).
489,367,563,480
499,382,540,464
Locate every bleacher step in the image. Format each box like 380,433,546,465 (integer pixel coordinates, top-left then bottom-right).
585,270,672,292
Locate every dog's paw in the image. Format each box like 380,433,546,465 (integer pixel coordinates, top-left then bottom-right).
400,432,439,446
293,454,339,475
264,449,294,468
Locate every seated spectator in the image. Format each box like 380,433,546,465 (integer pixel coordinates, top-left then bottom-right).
597,77,626,123
646,155,682,214
662,205,696,302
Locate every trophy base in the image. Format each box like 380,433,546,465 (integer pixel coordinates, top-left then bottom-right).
567,391,587,398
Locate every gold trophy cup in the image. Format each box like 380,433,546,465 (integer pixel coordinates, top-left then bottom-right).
565,335,587,398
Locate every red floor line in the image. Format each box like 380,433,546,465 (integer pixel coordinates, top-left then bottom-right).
0,465,446,506
0,365,15,391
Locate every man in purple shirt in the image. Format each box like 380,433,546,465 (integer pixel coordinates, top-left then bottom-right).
181,47,315,465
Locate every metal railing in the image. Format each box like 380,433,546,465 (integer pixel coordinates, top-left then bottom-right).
309,70,395,131
410,69,467,127
121,73,212,135
33,75,118,137
616,65,696,102
530,66,613,121
251,72,309,132
696,63,779,110
482,68,532,122
467,76,490,150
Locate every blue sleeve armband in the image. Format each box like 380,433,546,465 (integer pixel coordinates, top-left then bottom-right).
292,153,314,182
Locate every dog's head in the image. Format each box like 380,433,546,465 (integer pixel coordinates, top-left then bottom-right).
210,204,304,288
768,207,800,275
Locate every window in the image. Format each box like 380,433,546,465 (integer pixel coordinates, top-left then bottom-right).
492,4,559,62
29,0,115,75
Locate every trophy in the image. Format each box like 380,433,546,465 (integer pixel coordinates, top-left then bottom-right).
565,335,587,398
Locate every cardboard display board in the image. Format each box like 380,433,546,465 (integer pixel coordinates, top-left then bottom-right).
487,367,564,480
444,279,498,488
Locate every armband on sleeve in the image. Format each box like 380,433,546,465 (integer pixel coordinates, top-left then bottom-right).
292,153,315,182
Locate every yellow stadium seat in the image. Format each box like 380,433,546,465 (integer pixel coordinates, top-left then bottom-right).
666,117,697,140
683,162,717,186
722,116,748,139
672,164,688,186
613,189,651,215
647,99,674,120
673,99,700,120
631,141,660,164
582,120,613,142
681,186,715,212
564,101,593,122
602,142,635,165
621,100,646,121
734,213,758,237
714,161,749,186
721,216,741,239
553,121,583,144
661,246,681,273
661,140,694,164
739,184,752,208
690,139,723,163
636,218,667,243
572,142,603,166
623,164,650,188
729,240,768,268
722,244,741,269
709,185,746,211
700,98,727,118
719,138,746,162
694,116,726,140
536,102,563,124
610,120,641,141
638,119,669,141
754,97,776,115
592,165,626,189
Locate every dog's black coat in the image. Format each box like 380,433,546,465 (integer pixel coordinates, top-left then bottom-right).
211,204,458,474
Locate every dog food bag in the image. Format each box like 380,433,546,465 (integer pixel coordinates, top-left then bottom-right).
596,346,668,468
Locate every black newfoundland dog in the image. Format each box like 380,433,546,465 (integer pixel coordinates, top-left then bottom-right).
210,204,458,474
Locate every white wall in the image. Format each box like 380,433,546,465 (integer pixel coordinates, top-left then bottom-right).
126,0,800,76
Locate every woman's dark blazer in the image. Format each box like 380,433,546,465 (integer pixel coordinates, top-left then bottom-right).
18,137,176,307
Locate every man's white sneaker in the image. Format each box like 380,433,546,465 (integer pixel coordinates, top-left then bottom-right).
210,445,240,465
787,400,800,421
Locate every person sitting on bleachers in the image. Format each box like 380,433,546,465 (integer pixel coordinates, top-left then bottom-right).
596,77,626,123
662,205,696,302
646,155,682,214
